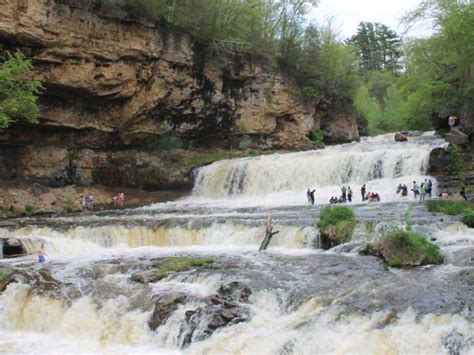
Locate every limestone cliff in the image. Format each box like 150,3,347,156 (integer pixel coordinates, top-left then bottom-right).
0,0,361,204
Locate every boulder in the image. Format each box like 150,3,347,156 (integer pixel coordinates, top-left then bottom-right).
445,128,469,145
148,293,188,331
394,133,408,142
148,281,251,347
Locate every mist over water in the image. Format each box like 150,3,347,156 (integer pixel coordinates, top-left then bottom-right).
1,132,473,354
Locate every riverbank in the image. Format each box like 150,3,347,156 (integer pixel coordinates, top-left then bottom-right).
0,185,189,218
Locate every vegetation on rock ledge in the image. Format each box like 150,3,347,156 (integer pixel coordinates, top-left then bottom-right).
318,206,356,249
131,256,214,283
374,230,443,268
0,51,43,128
427,200,474,227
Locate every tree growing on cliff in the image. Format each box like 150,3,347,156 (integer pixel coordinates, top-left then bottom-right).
0,51,43,129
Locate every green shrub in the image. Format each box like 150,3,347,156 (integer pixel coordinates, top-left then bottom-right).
319,206,355,230
427,200,470,215
0,207,12,219
25,204,38,216
319,206,356,245
462,209,474,228
377,230,443,267
301,86,317,99
63,198,75,213
147,133,182,152
310,128,325,145
263,87,274,104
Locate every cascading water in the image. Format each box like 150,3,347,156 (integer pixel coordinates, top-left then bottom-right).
191,132,447,205
0,132,473,354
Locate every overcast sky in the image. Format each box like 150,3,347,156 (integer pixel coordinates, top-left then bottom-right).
308,0,434,39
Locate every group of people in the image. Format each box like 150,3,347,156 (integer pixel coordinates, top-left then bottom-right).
307,184,384,205
113,192,125,207
79,195,94,210
410,179,433,200
306,189,316,205
329,185,353,204
78,193,126,210
396,184,409,196
360,184,381,202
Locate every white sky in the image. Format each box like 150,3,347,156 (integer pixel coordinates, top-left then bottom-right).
308,0,434,39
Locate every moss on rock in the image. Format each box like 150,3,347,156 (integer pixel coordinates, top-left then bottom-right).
373,230,443,268
131,257,214,283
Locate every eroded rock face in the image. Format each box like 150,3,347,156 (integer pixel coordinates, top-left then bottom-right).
0,0,360,192
321,114,359,144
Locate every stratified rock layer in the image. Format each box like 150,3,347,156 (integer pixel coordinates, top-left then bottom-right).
0,0,360,195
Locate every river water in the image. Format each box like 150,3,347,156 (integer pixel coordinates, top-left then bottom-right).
0,132,472,354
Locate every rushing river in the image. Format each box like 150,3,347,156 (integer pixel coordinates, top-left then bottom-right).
0,132,472,354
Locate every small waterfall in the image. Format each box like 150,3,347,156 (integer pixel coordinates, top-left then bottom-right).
192,132,447,201
0,224,319,256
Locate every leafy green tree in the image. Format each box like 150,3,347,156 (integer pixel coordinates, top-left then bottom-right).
0,51,43,129
347,22,402,76
403,0,474,122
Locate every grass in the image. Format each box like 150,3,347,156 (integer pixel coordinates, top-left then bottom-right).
0,207,12,219
152,257,214,278
427,200,474,228
319,206,356,243
427,200,470,215
319,206,355,230
462,209,474,228
25,204,38,216
376,230,443,267
0,272,7,284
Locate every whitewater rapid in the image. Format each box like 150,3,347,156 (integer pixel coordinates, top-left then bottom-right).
0,131,472,354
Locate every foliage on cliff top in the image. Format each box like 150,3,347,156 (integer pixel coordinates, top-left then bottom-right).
355,0,474,134
67,0,358,115
0,51,44,129
375,230,443,268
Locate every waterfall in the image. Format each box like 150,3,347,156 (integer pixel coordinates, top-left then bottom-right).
192,132,447,204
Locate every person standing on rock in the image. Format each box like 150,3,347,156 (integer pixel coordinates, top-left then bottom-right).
448,114,457,129
427,179,433,198
309,189,316,205
38,242,46,264
412,181,419,199
341,186,346,202
419,183,426,201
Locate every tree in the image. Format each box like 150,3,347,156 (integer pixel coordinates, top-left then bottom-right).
0,51,43,129
403,0,474,122
347,22,402,76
